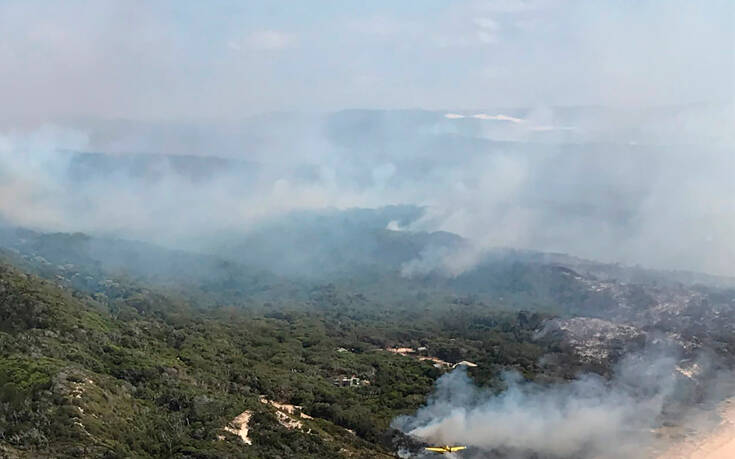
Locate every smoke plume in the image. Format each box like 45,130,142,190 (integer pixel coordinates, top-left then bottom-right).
393,351,691,458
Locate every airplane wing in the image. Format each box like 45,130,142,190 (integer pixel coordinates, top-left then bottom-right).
449,446,467,452
425,447,448,453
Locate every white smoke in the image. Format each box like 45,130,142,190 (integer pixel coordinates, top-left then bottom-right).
400,244,487,279
393,352,683,458
2,103,735,278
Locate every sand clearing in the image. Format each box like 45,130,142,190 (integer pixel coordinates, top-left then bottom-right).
223,410,253,445
658,399,735,459
221,399,313,446
260,397,313,429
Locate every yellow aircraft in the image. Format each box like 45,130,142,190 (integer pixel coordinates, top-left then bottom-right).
425,445,467,454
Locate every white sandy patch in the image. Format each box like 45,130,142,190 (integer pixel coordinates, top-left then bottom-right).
419,356,452,367
676,363,703,380
275,410,303,429
260,397,312,429
386,347,415,356
223,410,253,445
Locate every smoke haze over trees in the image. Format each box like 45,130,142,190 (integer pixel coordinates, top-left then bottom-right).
1,1,734,458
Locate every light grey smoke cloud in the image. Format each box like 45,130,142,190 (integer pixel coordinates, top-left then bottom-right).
400,244,487,279
393,352,683,458
2,104,735,278
0,1,733,276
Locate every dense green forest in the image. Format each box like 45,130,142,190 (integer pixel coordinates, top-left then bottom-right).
0,255,568,458
2,223,734,458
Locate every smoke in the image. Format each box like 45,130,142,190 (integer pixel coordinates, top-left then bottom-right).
393,351,688,458
0,1,733,276
2,104,735,278
400,244,487,278
0,124,386,248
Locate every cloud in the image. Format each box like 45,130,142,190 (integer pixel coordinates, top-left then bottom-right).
242,30,296,51
472,17,500,44
0,1,731,118
226,40,242,51
470,113,524,122
474,0,554,14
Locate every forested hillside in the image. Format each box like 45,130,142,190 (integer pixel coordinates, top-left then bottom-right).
2,221,735,457
0,256,561,458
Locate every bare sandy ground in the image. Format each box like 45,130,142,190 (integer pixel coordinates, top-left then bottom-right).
223,410,253,445
219,398,315,446
658,399,735,459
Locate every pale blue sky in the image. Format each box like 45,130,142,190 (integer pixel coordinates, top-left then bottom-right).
0,0,732,120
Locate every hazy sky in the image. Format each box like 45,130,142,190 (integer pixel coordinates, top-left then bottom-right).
2,1,735,277
0,0,732,121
